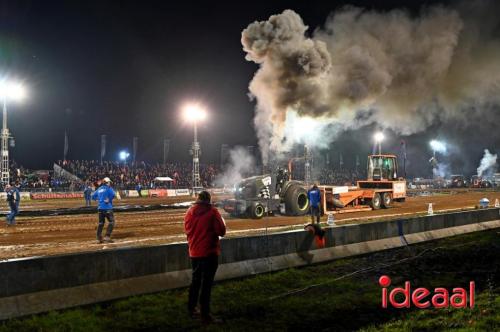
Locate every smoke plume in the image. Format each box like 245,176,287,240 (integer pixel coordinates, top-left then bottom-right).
477,149,497,177
242,2,500,163
432,162,451,178
215,147,256,187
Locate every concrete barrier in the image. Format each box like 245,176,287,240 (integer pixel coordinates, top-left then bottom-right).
0,208,499,320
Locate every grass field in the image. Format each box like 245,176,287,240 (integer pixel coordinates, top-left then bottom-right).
1,229,498,331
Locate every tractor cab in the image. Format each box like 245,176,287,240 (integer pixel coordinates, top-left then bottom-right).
367,154,398,181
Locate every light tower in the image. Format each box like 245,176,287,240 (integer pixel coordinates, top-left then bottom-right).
304,144,311,185
0,81,26,185
430,140,446,158
429,140,446,178
183,103,207,193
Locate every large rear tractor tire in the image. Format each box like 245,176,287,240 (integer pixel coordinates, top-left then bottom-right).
369,193,382,210
284,185,310,216
248,202,265,219
381,192,392,208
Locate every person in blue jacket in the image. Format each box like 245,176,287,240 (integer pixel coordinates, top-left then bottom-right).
307,184,321,224
92,177,116,243
83,182,93,206
5,184,19,226
136,183,142,197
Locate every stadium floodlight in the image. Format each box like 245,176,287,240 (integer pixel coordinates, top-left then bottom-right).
374,132,385,143
0,80,27,185
181,102,208,192
183,103,207,123
430,140,446,157
0,81,27,101
119,150,130,161
374,132,385,155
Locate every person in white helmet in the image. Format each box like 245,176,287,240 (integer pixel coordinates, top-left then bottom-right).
91,177,116,243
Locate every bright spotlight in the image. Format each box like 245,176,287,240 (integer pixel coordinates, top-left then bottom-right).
430,140,446,154
183,103,207,122
0,81,27,101
119,150,130,161
8,84,26,101
374,132,385,143
283,111,332,145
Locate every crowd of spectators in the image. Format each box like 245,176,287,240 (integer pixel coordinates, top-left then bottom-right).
8,161,53,191
289,163,363,186
56,160,219,190
7,159,364,192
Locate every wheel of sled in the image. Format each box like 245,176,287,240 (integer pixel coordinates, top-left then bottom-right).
369,193,382,210
381,192,392,208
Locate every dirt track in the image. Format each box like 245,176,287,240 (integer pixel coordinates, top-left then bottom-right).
0,190,498,260
0,196,199,212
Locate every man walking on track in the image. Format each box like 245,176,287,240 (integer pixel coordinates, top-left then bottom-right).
92,177,116,243
184,190,226,324
83,182,92,206
5,184,19,226
308,183,321,224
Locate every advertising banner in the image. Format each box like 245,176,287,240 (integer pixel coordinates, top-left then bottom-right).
148,189,168,197
126,191,139,197
175,189,190,196
31,192,84,200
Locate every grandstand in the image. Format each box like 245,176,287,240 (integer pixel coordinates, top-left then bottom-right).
7,160,220,191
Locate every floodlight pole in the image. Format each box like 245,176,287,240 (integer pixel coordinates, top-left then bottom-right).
304,144,311,186
1,99,10,185
191,120,201,192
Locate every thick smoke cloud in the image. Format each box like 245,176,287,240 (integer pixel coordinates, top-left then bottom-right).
215,147,256,187
477,149,497,177
242,2,500,163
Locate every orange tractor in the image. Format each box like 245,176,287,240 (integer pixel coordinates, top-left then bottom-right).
318,154,406,214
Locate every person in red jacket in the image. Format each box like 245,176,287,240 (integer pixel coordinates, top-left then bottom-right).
184,190,226,323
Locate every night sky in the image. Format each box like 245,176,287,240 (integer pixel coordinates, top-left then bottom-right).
2,0,496,177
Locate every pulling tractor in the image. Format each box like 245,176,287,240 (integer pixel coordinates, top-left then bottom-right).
221,154,406,219
221,169,310,219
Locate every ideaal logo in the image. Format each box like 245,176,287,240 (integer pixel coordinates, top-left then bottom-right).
379,275,475,309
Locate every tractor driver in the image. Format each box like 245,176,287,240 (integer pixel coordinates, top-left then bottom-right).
275,167,288,195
